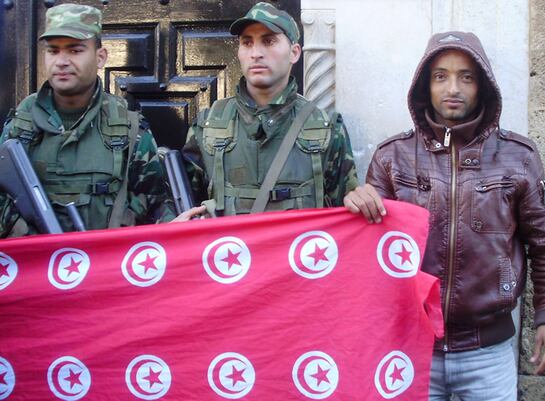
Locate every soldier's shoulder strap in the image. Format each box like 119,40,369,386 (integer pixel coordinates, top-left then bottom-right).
6,94,39,144
295,96,332,154
108,109,140,229
200,97,238,154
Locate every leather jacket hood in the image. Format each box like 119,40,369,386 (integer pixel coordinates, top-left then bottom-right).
408,31,502,140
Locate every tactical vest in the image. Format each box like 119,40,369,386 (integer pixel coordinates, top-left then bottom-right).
197,96,332,215
7,93,138,232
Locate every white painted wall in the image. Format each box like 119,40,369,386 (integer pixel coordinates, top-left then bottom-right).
301,0,529,180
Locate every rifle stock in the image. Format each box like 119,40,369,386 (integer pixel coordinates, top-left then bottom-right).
0,139,63,234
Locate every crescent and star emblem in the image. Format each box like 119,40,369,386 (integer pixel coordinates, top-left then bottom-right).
48,248,90,290
376,231,420,278
0,357,15,400
121,242,167,287
374,350,415,399
207,352,255,399
47,356,91,401
288,231,338,279
125,355,171,400
0,253,17,291
292,351,339,399
202,237,251,284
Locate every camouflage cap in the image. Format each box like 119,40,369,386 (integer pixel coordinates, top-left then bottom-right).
39,3,102,41
230,2,300,43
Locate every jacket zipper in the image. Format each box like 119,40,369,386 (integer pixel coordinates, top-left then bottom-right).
443,127,456,352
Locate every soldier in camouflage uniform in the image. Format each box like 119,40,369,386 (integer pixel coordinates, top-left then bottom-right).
182,2,358,217
0,4,176,236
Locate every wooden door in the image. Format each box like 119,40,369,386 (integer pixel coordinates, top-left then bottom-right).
0,0,302,149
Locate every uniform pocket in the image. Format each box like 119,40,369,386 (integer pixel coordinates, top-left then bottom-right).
470,178,515,233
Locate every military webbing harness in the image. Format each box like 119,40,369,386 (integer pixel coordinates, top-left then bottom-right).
9,97,140,228
250,101,317,213
200,97,331,213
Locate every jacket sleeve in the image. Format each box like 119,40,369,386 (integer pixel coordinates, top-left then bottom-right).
517,150,545,328
365,146,396,199
126,124,176,224
323,114,359,206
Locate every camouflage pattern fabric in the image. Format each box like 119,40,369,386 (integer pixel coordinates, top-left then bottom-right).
230,1,300,43
40,3,102,40
125,122,177,224
0,81,175,237
183,76,359,209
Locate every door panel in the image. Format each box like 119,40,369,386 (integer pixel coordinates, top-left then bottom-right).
1,0,302,150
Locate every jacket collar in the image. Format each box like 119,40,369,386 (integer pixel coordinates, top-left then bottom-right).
424,106,485,147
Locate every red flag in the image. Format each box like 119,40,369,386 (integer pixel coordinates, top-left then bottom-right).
0,200,442,400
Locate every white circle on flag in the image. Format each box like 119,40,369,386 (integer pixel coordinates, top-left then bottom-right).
292,351,339,399
48,248,90,290
121,242,167,287
374,350,414,399
376,231,420,278
202,237,251,284
47,356,91,401
207,352,255,399
0,357,15,400
289,231,338,279
126,355,171,400
0,253,17,291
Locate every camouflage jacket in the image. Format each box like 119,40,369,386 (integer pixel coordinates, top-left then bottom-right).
0,79,176,236
183,77,359,214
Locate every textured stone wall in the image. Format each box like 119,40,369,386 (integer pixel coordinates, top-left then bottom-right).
521,0,545,399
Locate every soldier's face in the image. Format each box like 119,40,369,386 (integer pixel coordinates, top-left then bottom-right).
44,37,107,98
238,23,301,96
429,50,480,127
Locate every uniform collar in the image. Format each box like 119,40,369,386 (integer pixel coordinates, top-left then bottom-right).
236,76,298,111
34,77,103,135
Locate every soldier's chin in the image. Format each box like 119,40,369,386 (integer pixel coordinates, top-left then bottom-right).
49,85,80,97
246,76,272,88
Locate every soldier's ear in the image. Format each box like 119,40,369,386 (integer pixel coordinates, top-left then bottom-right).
96,47,108,69
289,43,301,65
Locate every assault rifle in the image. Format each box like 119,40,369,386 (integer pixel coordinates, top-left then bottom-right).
0,139,63,234
157,147,195,215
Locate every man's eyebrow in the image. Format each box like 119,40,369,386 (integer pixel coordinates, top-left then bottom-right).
430,67,477,74
240,32,280,40
45,42,87,49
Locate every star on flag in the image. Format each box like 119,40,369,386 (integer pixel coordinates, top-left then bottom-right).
64,257,82,277
64,368,82,389
143,367,163,388
221,248,241,270
311,364,330,386
226,365,246,386
390,363,405,385
395,243,412,266
0,262,9,279
139,253,158,274
307,244,329,266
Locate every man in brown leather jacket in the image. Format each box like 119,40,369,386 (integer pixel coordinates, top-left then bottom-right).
345,31,545,400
